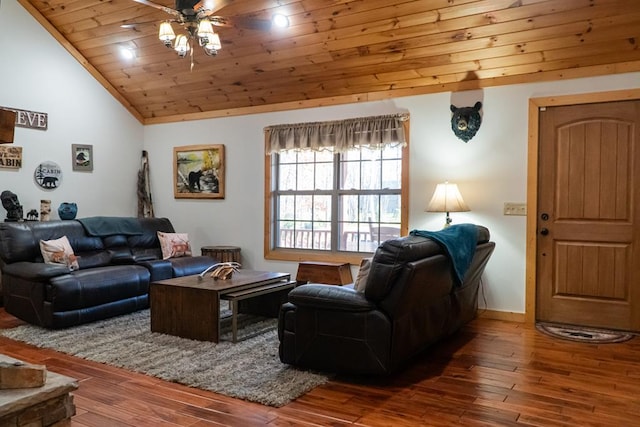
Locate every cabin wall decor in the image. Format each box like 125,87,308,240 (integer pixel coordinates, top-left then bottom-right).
0,146,22,169
0,109,16,144
450,102,483,143
173,144,225,199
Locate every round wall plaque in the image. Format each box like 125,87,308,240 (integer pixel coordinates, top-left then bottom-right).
34,161,63,189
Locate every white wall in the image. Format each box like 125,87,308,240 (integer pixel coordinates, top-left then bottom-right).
3,0,639,315
0,0,143,219
144,72,640,315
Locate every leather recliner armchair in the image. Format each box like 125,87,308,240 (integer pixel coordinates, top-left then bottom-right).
278,225,495,375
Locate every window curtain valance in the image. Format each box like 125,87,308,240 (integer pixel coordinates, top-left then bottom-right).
265,113,409,154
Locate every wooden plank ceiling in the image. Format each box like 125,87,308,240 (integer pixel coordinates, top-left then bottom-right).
18,0,640,124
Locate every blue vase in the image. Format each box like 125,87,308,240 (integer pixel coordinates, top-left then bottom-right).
58,202,78,220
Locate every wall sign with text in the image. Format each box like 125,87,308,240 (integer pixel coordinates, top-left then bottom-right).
0,106,48,131
0,145,22,169
34,161,62,189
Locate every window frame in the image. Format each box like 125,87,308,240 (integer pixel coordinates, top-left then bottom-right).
264,120,410,265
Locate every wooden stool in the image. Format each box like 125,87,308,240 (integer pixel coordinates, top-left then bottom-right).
201,246,241,264
296,261,353,286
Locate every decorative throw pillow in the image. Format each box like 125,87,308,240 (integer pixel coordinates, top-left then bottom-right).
39,236,79,271
157,231,192,260
353,257,372,292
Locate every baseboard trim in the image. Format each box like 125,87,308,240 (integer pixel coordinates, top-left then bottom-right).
477,309,525,323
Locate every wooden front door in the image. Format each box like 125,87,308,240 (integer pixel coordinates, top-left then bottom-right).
537,100,640,331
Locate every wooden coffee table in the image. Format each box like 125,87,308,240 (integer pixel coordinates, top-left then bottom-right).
150,270,294,343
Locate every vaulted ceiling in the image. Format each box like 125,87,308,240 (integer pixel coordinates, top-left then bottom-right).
19,0,640,124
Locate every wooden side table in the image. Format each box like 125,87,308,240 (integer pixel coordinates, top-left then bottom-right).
201,246,241,264
296,261,353,286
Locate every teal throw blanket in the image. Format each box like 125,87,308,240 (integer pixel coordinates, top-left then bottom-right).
410,223,478,285
78,216,143,236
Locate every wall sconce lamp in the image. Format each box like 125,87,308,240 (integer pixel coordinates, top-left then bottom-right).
426,181,470,228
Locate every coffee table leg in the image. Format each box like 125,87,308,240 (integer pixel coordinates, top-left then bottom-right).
214,294,221,343
231,300,239,343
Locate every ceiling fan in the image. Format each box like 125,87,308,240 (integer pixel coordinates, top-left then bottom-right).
127,0,289,58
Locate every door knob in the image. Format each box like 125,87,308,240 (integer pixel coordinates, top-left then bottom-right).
540,228,549,236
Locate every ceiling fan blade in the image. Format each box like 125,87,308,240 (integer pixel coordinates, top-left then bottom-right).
121,19,168,29
130,0,182,19
209,15,272,31
195,0,234,16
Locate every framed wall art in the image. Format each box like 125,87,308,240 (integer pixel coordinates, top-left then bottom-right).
72,144,93,171
174,144,225,199
34,161,62,189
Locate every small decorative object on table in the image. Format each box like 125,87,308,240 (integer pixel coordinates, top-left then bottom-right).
58,202,78,220
26,209,39,221
198,262,242,281
0,360,46,389
40,199,51,221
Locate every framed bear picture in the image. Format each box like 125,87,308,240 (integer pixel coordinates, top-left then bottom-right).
72,144,93,171
173,144,225,199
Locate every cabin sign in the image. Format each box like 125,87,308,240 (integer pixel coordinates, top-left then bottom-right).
0,145,22,169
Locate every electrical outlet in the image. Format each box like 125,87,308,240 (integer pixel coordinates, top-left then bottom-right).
504,202,527,216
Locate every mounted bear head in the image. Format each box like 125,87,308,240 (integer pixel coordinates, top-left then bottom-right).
450,101,482,142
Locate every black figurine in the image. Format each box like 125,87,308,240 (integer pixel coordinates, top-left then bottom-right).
1,190,24,222
26,209,39,221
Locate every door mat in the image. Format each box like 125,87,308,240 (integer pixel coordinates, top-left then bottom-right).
536,322,635,344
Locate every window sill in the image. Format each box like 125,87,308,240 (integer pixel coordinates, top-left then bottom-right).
264,248,373,265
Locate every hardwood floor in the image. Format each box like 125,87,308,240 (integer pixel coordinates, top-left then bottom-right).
1,308,639,426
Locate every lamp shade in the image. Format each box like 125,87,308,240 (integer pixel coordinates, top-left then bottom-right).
426,182,469,213
158,21,176,42
197,19,214,41
206,32,222,51
174,35,190,56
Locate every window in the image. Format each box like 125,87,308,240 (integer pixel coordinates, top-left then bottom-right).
264,114,409,264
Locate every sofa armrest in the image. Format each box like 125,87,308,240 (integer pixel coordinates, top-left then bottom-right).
137,259,173,282
3,261,70,281
288,284,376,312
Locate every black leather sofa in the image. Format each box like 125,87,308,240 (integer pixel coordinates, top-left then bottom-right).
278,224,495,375
0,217,215,328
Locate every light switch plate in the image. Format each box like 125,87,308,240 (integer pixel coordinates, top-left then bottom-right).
504,202,527,216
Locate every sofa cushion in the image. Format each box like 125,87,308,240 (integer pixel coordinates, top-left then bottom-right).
157,231,192,259
353,257,372,292
39,236,79,271
47,265,150,312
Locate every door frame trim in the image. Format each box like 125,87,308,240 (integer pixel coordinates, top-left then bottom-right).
525,88,640,324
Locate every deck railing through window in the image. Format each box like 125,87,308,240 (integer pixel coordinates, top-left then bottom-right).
278,227,401,252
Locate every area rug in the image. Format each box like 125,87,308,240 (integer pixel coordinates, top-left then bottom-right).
536,322,635,344
0,309,329,407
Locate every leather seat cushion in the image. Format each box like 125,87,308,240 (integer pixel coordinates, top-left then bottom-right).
47,265,150,311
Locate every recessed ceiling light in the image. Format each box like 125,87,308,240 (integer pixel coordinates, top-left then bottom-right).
120,46,136,60
272,14,290,29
